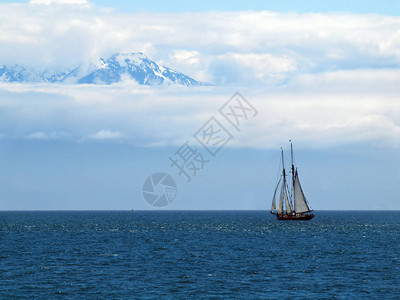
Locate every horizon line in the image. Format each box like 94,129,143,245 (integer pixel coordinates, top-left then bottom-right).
1,209,398,212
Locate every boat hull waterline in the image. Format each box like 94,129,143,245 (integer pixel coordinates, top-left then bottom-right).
274,213,314,221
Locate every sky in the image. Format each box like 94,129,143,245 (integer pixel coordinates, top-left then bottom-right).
2,0,400,15
101,0,400,14
0,0,399,210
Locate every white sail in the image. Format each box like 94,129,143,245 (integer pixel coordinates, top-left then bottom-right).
284,184,292,213
271,196,276,211
271,177,281,212
294,172,310,213
278,184,284,214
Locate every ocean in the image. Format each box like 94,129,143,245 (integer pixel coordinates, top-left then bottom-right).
0,211,399,299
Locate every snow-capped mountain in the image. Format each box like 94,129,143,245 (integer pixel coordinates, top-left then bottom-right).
79,52,205,86
0,52,207,86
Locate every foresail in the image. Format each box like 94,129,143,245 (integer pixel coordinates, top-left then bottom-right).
271,177,281,212
294,172,311,213
278,185,284,214
284,184,292,213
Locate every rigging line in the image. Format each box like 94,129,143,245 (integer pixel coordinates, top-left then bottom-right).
284,152,290,170
274,151,282,185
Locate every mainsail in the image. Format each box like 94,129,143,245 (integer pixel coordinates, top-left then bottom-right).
293,171,311,213
271,177,281,212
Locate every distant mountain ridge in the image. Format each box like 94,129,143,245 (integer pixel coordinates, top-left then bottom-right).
0,52,207,86
0,65,74,83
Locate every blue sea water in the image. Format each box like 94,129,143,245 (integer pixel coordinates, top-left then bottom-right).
0,211,399,299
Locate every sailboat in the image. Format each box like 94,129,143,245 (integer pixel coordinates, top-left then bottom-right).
270,141,314,220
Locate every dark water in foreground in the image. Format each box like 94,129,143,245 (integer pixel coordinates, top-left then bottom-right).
0,211,399,299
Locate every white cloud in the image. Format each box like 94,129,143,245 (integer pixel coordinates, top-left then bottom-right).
29,0,90,6
87,130,123,140
225,53,297,74
214,53,297,83
23,131,70,140
170,50,200,66
25,131,49,139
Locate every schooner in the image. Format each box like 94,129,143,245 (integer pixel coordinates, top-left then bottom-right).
271,141,314,220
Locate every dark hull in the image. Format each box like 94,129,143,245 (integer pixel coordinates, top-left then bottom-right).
276,213,314,221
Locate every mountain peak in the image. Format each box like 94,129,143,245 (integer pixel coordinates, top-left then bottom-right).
105,52,149,67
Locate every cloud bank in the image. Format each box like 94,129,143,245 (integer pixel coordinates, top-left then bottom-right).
1,70,399,149
0,2,399,149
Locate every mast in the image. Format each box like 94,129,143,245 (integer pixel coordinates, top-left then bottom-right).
278,185,283,214
280,147,289,214
290,140,295,212
281,147,286,193
290,140,294,183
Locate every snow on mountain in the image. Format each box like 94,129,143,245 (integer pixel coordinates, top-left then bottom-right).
0,65,75,83
0,52,208,86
